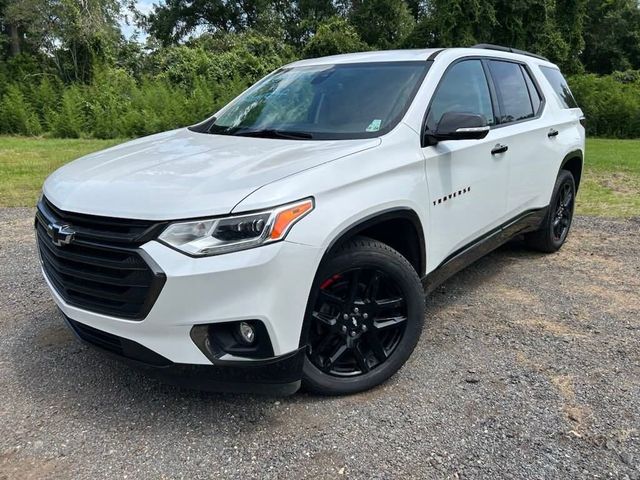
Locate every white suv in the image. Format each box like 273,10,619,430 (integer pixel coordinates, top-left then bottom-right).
37,45,585,396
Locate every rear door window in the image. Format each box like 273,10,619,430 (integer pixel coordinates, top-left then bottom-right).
487,60,535,124
540,66,578,109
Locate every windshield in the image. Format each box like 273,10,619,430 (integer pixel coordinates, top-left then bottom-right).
202,62,430,140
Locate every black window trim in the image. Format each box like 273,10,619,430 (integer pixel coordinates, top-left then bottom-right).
420,55,547,146
520,64,541,114
481,60,501,124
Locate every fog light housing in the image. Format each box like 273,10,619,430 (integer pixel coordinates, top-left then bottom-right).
190,320,275,361
238,321,256,345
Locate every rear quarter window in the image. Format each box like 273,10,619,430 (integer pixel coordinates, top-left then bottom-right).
540,66,578,109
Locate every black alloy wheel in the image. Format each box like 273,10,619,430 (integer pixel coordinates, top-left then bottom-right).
525,169,576,253
308,267,408,377
302,237,425,395
552,180,574,243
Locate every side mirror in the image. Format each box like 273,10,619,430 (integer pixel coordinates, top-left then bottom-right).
424,112,490,145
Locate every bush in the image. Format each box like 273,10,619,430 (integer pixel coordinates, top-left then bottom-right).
3,33,640,140
569,71,640,138
0,84,42,135
303,17,369,58
31,77,64,131
49,86,88,138
148,32,294,88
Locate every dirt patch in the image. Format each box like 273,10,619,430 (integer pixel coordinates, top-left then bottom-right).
597,171,640,195
0,217,34,244
0,451,67,480
489,285,539,306
550,375,593,433
515,316,588,338
33,324,74,349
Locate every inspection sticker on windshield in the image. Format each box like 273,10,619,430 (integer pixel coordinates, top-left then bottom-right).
366,119,382,132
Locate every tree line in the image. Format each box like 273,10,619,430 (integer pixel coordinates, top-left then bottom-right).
1,0,640,139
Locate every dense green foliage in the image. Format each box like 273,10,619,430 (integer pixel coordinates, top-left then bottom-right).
1,0,640,139
0,32,294,138
569,71,640,138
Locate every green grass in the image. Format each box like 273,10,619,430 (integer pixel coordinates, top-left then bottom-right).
0,136,123,207
0,136,638,217
578,139,640,217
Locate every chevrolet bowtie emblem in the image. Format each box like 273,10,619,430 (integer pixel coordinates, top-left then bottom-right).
47,222,75,247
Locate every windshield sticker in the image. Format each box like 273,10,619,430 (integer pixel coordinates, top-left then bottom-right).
366,119,382,132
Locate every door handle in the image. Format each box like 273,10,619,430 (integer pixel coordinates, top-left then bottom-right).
491,144,509,155
548,129,559,138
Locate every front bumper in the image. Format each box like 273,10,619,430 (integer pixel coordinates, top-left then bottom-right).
64,314,305,395
42,238,323,394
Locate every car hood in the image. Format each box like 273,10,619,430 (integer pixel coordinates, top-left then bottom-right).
44,128,380,220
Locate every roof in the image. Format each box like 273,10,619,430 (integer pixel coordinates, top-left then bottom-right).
286,47,556,68
287,49,441,67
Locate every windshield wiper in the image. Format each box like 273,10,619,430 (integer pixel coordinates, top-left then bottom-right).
234,128,314,140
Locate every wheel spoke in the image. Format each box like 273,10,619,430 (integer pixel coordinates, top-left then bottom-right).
366,331,388,363
375,296,404,311
364,271,381,303
554,227,563,240
374,315,408,330
317,290,345,309
347,269,361,304
312,311,337,328
562,191,573,208
313,332,335,354
326,343,348,369
352,345,370,373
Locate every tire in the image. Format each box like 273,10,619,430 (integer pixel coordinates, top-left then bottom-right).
525,169,576,253
301,236,426,395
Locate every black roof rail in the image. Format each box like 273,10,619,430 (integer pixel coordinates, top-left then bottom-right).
471,44,549,62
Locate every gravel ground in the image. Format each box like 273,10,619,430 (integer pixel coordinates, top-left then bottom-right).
0,207,639,479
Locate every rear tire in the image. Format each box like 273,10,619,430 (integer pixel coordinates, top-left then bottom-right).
301,237,425,396
525,169,576,253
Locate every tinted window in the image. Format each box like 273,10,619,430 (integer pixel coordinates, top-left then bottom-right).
522,65,542,114
426,60,494,131
207,62,429,140
488,60,535,123
540,66,578,109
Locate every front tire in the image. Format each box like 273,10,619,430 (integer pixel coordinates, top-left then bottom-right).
302,237,425,395
525,169,576,253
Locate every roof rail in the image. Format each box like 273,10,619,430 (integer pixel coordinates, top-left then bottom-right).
471,44,549,62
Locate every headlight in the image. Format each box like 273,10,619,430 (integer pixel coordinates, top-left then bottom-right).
158,198,314,256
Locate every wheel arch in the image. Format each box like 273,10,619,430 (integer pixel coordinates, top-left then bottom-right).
298,207,426,348
560,150,584,191
324,208,426,277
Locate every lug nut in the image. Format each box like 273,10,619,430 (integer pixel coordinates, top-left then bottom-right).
343,314,349,320
341,325,347,333
363,313,368,319
354,307,359,313
362,325,367,332
350,331,356,337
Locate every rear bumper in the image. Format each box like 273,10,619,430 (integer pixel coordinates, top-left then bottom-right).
63,313,304,396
